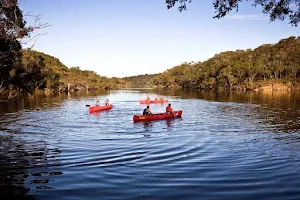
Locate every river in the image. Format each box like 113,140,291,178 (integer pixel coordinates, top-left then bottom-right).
0,89,300,200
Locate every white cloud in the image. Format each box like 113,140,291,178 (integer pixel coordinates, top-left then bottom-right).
225,14,268,21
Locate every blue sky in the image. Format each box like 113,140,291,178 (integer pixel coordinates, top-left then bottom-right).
21,0,300,78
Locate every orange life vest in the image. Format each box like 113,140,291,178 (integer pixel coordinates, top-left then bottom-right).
166,106,173,112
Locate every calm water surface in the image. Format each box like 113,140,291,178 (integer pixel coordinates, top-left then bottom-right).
0,89,300,200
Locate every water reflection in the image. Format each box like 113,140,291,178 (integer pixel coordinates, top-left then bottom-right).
0,90,109,113
142,121,152,133
147,88,300,134
0,135,63,200
166,119,173,128
0,89,300,199
149,88,300,106
0,137,34,200
133,117,178,133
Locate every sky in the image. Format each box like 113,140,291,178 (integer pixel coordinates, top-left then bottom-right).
20,0,300,78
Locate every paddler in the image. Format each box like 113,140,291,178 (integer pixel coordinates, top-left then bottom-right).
96,100,100,106
166,103,173,114
143,105,153,116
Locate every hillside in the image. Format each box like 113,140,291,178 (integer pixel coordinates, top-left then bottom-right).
3,36,300,101
148,36,300,91
21,50,130,93
123,74,159,88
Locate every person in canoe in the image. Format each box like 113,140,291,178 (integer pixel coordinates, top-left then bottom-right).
160,96,165,101
146,95,150,100
143,105,153,116
166,103,173,114
105,99,110,106
96,100,100,106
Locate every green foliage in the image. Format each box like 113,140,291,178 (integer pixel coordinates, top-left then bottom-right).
123,74,159,88
0,39,22,85
149,36,300,90
12,50,60,93
166,0,300,26
1,0,126,96
20,50,130,92
0,0,28,88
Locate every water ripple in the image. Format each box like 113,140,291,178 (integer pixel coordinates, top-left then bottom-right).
0,90,300,200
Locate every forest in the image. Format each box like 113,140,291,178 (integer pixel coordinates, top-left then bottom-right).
21,50,130,93
0,49,130,101
3,35,300,101
0,0,129,101
1,0,300,101
123,74,158,88
146,36,300,90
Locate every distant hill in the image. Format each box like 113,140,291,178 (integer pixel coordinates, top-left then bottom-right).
21,50,131,93
20,36,300,94
123,74,159,88
148,36,300,91
4,36,299,101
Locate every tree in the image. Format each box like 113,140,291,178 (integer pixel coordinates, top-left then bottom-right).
147,36,300,90
16,54,46,93
0,0,48,97
166,0,300,26
0,0,27,92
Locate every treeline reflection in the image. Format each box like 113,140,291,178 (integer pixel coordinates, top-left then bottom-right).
151,88,300,134
0,90,109,113
0,136,63,199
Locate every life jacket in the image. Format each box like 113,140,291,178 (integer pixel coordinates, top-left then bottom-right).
166,106,172,112
143,108,148,115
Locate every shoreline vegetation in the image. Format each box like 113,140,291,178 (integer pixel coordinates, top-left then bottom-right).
1,36,300,102
126,36,300,92
0,0,129,102
0,50,131,101
1,1,300,103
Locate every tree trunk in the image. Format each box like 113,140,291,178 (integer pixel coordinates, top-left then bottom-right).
7,90,19,101
0,81,4,95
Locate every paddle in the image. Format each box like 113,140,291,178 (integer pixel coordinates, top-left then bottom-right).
86,104,114,107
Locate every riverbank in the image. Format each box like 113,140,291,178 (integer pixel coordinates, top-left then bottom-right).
0,50,131,101
147,79,300,92
0,82,129,102
233,79,300,92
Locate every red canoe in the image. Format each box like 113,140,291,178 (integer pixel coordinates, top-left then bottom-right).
139,99,168,104
89,104,113,113
133,110,182,122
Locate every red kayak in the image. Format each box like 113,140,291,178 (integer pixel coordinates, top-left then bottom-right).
139,99,168,104
133,110,182,122
89,104,113,113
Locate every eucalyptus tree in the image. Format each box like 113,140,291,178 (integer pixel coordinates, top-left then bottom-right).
166,0,300,26
0,0,47,96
